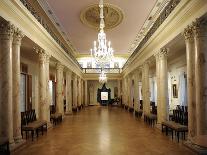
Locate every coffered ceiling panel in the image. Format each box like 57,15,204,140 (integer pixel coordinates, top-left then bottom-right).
41,0,157,55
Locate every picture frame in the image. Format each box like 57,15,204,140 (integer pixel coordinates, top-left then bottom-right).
172,84,178,98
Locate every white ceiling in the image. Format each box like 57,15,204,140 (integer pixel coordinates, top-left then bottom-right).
42,0,157,55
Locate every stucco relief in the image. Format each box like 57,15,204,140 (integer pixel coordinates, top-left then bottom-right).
80,4,124,30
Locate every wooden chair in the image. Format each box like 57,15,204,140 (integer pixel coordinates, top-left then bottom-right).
50,105,62,125
0,141,10,155
21,110,47,141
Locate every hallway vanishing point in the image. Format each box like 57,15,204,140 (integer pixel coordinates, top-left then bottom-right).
13,106,194,155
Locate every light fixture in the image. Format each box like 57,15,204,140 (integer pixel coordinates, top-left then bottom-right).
90,0,114,68
99,71,107,84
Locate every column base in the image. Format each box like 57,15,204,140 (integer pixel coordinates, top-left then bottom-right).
10,139,26,153
65,111,73,115
47,122,53,129
184,138,207,154
14,135,23,143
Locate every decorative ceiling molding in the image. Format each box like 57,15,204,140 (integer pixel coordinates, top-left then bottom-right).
128,0,170,54
37,0,78,55
80,3,124,30
124,0,181,68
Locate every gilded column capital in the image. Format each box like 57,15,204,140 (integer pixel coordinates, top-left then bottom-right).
13,28,24,45
183,25,194,41
56,62,64,71
0,19,14,40
193,17,207,37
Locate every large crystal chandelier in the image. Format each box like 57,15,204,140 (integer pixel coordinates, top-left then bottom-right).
99,71,107,84
90,0,114,67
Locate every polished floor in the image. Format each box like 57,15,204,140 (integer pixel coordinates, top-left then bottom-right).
13,106,195,155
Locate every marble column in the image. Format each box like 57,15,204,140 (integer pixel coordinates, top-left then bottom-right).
77,77,81,108
56,62,64,114
65,70,72,114
193,18,207,135
183,25,196,138
134,69,140,112
45,54,50,124
159,48,169,122
38,49,50,123
128,76,133,108
126,76,130,108
12,28,24,142
155,53,161,124
73,74,78,110
142,62,150,115
122,79,124,105
127,75,133,108
123,78,127,106
0,19,14,145
81,79,84,106
117,79,121,98
84,80,88,106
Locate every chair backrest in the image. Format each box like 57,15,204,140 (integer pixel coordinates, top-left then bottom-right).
50,105,56,114
21,109,37,125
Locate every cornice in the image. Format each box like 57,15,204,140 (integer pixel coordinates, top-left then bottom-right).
37,0,78,56
122,0,207,77
124,0,181,69
19,0,81,68
128,0,170,55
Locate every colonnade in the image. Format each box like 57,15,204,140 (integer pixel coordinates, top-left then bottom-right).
0,18,88,148
122,16,207,139
184,17,207,139
0,19,24,146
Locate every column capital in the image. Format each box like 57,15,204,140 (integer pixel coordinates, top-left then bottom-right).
0,19,14,40
38,48,50,64
183,25,194,40
193,17,207,37
13,28,24,45
56,62,64,71
66,69,72,76
143,59,150,67
159,48,169,59
73,73,77,79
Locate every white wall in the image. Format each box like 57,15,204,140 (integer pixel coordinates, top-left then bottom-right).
20,54,39,117
168,54,187,111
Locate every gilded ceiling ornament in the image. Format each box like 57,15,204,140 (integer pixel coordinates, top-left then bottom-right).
80,3,124,30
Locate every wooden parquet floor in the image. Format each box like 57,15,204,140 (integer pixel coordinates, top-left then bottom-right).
13,106,195,155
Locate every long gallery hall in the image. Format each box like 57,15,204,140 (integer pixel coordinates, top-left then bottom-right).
0,0,207,155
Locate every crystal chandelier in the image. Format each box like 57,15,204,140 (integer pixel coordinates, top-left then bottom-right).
90,0,114,67
99,71,107,84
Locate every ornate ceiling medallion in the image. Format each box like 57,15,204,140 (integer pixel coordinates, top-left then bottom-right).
80,3,124,30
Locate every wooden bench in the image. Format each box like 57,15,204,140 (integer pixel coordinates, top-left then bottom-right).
0,141,9,155
21,110,47,141
129,107,134,113
144,114,157,127
162,121,188,142
50,105,62,125
135,110,143,118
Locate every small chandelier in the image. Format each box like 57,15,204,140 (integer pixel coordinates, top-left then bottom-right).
99,71,107,84
90,0,114,67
